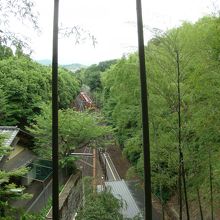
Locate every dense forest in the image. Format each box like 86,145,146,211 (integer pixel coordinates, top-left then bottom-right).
0,47,113,219
77,15,220,218
1,0,121,219
0,47,80,127
0,0,220,218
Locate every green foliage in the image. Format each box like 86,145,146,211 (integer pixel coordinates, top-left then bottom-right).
123,135,141,165
0,56,51,126
76,177,123,220
78,59,117,92
100,15,220,210
102,56,141,146
0,54,79,127
58,67,79,109
28,105,112,167
75,59,118,108
20,198,52,220
0,135,31,218
0,88,10,126
0,44,13,60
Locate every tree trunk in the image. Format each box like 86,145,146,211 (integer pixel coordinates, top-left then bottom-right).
178,156,183,220
182,160,190,219
197,187,203,220
160,184,165,220
176,50,190,219
209,149,214,220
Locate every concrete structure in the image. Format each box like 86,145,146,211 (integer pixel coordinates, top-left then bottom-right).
105,180,143,219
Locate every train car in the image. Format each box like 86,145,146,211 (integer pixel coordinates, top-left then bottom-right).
75,92,95,111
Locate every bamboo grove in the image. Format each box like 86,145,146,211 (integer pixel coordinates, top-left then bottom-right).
78,15,220,218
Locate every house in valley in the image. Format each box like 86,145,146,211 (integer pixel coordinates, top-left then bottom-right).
0,126,53,212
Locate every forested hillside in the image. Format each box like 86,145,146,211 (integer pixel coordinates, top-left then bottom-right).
0,0,121,219
1,0,220,217
75,59,117,108
80,15,220,217
0,44,114,219
0,46,80,128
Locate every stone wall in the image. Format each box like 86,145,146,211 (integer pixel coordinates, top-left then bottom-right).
46,171,82,220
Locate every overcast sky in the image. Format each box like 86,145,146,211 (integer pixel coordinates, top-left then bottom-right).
19,0,217,65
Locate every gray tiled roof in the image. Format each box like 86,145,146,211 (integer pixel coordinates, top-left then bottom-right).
0,126,19,161
0,126,19,146
105,180,143,219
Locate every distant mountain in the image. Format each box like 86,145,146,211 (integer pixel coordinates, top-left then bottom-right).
36,60,86,72
36,59,52,66
62,63,86,72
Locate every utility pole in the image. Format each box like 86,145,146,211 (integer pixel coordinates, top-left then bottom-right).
52,0,59,219
136,0,152,219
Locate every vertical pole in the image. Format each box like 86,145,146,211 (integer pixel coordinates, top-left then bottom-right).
52,0,59,219
136,0,152,219
93,148,96,192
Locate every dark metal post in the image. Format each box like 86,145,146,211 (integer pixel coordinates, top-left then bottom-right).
52,0,59,219
136,0,152,219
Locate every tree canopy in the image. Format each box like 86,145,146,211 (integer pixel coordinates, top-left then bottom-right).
76,177,124,220
0,52,80,127
28,105,112,168
97,15,220,215
0,135,30,219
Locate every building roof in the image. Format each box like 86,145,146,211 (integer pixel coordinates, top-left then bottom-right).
0,126,19,147
125,180,145,212
0,126,20,161
105,180,143,219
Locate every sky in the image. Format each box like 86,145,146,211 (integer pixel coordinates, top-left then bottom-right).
15,0,217,65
